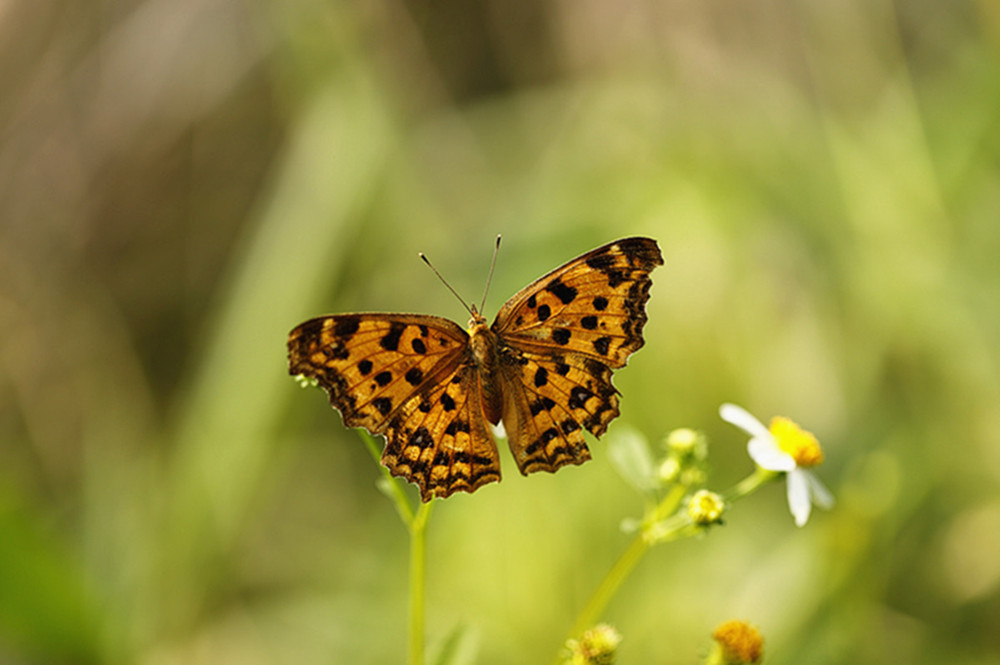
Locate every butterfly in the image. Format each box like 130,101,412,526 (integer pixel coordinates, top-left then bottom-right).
287,236,663,501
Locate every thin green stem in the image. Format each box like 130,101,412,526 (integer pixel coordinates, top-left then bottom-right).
357,431,432,664
567,533,648,644
649,482,688,524
722,466,778,504
556,482,686,663
409,501,434,665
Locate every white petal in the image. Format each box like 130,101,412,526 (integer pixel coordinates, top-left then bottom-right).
719,403,771,439
748,436,796,471
786,469,812,527
806,472,835,509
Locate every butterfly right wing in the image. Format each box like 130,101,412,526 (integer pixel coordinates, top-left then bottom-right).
287,313,501,500
491,237,662,476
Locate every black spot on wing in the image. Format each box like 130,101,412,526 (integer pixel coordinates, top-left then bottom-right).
373,396,393,416
529,397,556,415
358,359,373,375
593,336,611,356
552,328,571,345
380,323,405,351
444,419,470,436
585,253,616,270
405,367,423,386
409,426,433,450
561,419,581,434
334,316,361,338
569,386,592,410
546,278,578,305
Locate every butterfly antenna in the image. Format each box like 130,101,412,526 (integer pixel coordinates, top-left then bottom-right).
419,252,475,317
479,234,501,315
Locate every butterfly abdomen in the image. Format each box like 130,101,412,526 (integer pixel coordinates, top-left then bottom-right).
468,320,504,425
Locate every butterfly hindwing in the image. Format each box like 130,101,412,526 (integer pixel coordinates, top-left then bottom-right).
382,362,501,500
498,352,595,474
500,347,628,474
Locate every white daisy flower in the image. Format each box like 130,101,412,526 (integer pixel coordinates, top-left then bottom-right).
720,403,834,527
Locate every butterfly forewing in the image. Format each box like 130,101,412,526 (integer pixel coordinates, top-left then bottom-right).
288,314,469,433
492,237,663,368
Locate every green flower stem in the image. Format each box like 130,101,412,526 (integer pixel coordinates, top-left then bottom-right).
565,532,648,655
358,431,433,665
409,500,434,665
649,482,688,524
557,482,686,660
723,466,778,504
702,643,726,665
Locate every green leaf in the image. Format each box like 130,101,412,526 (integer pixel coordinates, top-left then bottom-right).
607,426,656,494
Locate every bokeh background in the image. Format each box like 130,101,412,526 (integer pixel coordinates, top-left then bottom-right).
2,0,1000,663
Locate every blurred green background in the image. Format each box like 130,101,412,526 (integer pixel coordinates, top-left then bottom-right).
2,0,999,663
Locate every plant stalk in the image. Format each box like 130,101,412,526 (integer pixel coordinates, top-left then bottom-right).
409,500,433,665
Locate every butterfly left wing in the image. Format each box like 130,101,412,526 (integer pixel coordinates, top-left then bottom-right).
287,314,501,500
492,237,663,475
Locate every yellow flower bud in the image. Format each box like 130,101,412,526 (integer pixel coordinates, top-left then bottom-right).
711,620,763,664
687,489,725,525
564,623,622,665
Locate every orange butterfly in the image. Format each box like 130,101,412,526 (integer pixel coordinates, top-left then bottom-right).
287,237,663,501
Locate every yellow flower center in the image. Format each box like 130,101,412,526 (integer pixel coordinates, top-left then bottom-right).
712,620,763,664
768,416,824,467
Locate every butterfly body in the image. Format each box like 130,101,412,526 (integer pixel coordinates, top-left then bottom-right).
466,311,506,426
289,237,663,501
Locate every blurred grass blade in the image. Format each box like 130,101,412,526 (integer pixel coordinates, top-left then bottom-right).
431,622,478,665
161,62,393,611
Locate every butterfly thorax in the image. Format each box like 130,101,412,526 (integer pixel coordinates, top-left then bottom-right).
467,307,504,424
